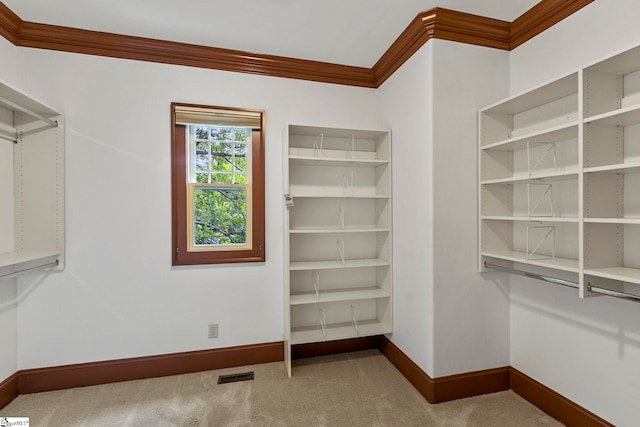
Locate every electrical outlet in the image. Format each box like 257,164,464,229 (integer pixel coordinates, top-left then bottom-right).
208,323,219,339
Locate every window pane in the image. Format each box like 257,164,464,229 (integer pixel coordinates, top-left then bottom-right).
195,154,209,172
211,142,234,173
193,187,246,246
196,173,209,183
210,173,233,184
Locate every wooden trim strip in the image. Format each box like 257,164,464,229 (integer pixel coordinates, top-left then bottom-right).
0,1,21,44
378,336,510,403
372,8,510,87
510,368,614,427
18,341,283,394
16,22,377,88
511,0,594,50
0,2,593,88
291,336,380,360
431,366,510,403
0,372,19,410
377,336,436,402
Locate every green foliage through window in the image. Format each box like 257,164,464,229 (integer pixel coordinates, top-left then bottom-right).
194,187,246,245
189,125,251,247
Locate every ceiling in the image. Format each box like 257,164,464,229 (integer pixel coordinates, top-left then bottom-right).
3,0,540,68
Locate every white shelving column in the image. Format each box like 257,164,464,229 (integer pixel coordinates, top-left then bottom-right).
283,124,392,376
480,43,640,303
582,45,640,299
479,72,581,279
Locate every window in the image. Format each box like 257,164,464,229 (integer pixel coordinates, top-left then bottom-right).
171,103,265,265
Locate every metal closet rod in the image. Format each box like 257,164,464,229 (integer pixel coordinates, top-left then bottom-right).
484,261,640,304
0,95,58,128
0,133,17,143
0,260,59,281
483,261,578,289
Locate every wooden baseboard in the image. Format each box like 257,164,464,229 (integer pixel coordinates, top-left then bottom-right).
510,368,614,427
377,336,510,403
0,372,19,410
432,367,510,403
18,341,283,394
377,335,437,402
292,336,380,360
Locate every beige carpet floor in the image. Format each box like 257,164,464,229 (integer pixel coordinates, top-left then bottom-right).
0,350,563,426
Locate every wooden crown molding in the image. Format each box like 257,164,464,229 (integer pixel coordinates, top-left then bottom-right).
511,0,595,49
0,1,21,44
0,1,592,88
372,8,511,86
17,22,377,88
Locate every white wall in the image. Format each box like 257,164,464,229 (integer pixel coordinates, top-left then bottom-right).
9,49,380,369
378,42,436,374
509,2,640,426
431,40,511,377
0,36,18,383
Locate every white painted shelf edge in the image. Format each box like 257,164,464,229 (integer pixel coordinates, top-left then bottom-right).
481,121,578,151
482,216,579,223
584,267,640,285
290,319,391,345
289,227,390,234
585,218,640,224
481,170,579,185
0,250,61,278
290,258,390,271
584,162,640,174
584,102,640,126
290,287,390,305
481,250,579,273
289,155,388,167
289,193,390,199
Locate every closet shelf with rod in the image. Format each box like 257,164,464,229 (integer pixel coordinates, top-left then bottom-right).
0,79,65,280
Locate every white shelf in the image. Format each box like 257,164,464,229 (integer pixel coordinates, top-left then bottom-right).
585,267,640,285
585,218,640,224
481,122,578,151
289,155,388,167
584,162,640,174
289,227,390,234
290,193,390,199
482,216,579,223
482,250,580,273
584,103,640,126
290,287,390,305
290,319,391,345
0,250,61,278
482,72,578,115
290,258,390,271
481,170,578,185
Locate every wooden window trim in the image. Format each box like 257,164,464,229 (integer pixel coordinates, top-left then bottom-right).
171,102,265,265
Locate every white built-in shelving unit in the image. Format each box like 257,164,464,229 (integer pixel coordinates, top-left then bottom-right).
283,125,392,376
0,80,65,279
479,44,640,302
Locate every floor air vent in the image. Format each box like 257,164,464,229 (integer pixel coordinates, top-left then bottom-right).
217,371,255,384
